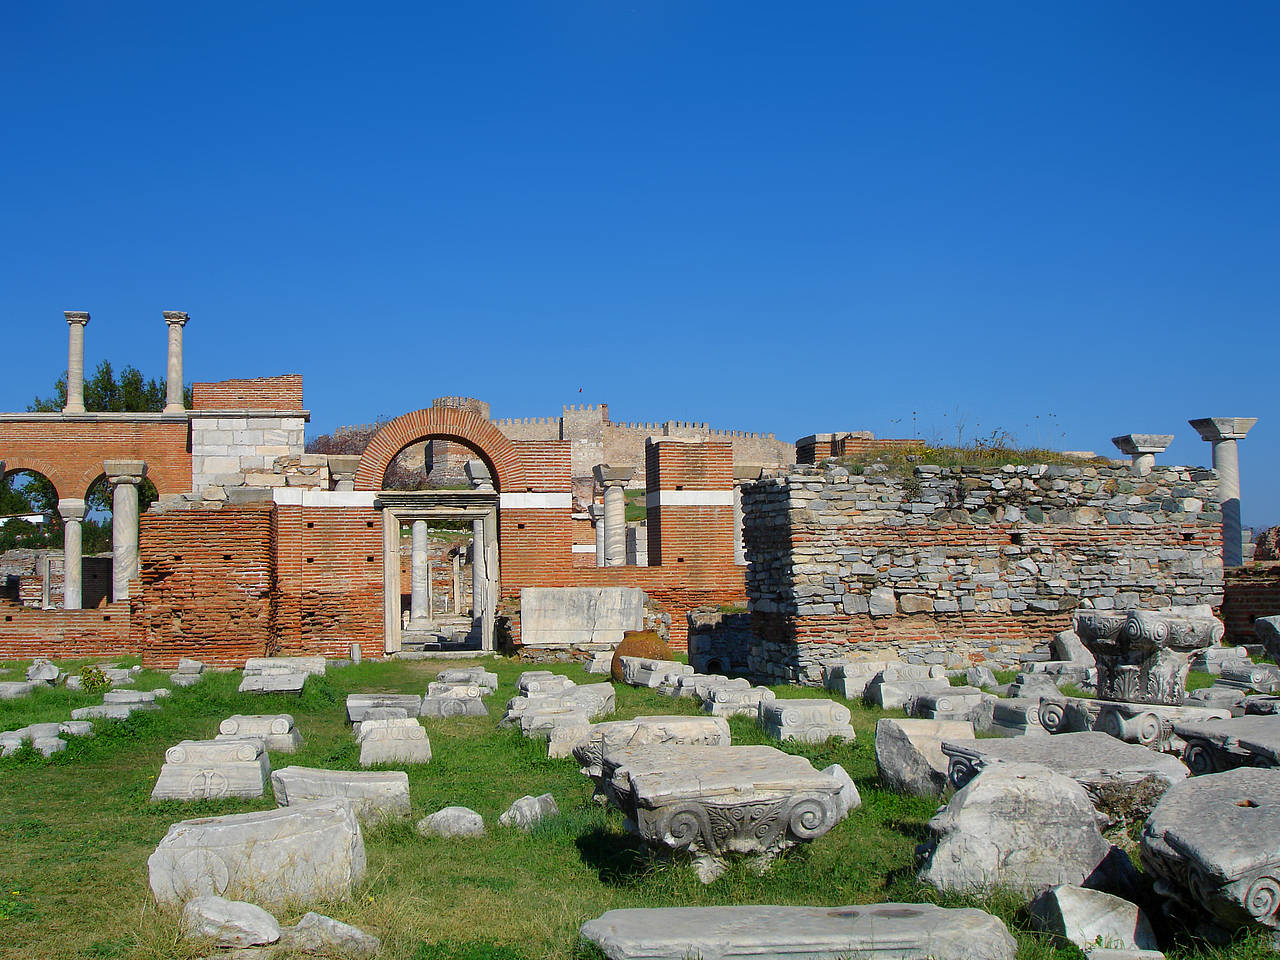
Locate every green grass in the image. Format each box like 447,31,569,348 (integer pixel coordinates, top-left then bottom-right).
836,443,1106,478
0,657,1263,960
623,489,646,523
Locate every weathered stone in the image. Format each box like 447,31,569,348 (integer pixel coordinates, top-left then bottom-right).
1174,716,1280,775
1041,697,1233,752
601,744,845,882
876,718,975,796
579,903,1018,960
1190,645,1251,675
1052,629,1095,666
271,766,410,823
1076,609,1223,706
103,689,159,705
170,672,203,688
618,657,693,688
238,672,306,694
217,715,302,753
988,698,1048,737
1255,615,1280,663
517,671,577,696
585,651,614,674
71,702,157,720
911,687,989,723
967,666,998,689
181,895,280,947
282,912,380,959
59,720,93,737
420,681,489,717
1141,767,1280,939
866,664,951,710
869,586,897,617
243,656,325,677
177,657,206,675
759,699,855,743
436,666,498,691
573,715,732,781
520,586,647,647
152,739,271,801
1029,884,1157,952
148,800,366,908
824,659,898,699
351,707,410,737
356,717,431,766
417,805,485,838
499,792,559,829
702,685,775,718
1006,673,1065,702
919,761,1115,897
26,658,61,684
346,693,422,723
0,681,34,700
822,762,861,817
32,736,66,756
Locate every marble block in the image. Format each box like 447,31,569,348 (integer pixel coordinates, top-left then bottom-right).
238,672,306,694
217,714,302,753
436,666,498,691
152,738,271,801
573,715,732,781
271,765,410,823
1174,716,1280,775
702,685,776,718
356,717,431,766
346,693,422,723
759,699,855,743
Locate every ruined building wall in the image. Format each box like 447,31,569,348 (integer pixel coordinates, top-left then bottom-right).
741,462,1224,684
1221,562,1280,647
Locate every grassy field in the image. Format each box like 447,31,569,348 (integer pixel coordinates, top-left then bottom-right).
0,657,1272,960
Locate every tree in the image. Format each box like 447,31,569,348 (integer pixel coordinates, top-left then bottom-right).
28,360,191,413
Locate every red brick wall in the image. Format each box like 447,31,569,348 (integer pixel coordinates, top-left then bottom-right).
134,507,275,667
191,375,304,410
0,417,191,500
797,435,920,464
0,602,133,661
1222,563,1280,646
295,507,382,658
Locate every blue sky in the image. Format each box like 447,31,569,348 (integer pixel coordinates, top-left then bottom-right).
3,2,1277,525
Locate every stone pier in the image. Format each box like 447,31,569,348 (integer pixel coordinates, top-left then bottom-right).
105,460,146,601
1190,417,1257,567
57,499,86,610
162,311,188,414
63,311,89,414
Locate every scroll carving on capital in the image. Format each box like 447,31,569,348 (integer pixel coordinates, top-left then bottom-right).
1076,609,1224,706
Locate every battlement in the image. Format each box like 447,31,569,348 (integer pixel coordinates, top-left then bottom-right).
495,416,562,429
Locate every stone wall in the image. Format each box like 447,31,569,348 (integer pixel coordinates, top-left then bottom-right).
190,415,308,496
741,461,1224,684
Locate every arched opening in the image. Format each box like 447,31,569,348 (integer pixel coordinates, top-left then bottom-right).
82,473,159,605
0,467,64,608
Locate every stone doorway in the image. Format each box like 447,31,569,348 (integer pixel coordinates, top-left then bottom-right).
377,489,499,656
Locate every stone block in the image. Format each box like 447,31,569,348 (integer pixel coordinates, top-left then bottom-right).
148,800,366,908
244,656,326,677
170,673,202,688
181,895,280,947
499,792,559,829
420,683,489,717
436,666,498,691
271,765,410,823
580,903,1018,960
417,806,485,838
876,718,975,796
0,681,35,700
71,702,157,720
1175,716,1280,775
618,657,693,688
238,672,306,694
177,657,205,675
356,717,431,766
823,659,898,699
282,912,380,959
1029,884,1157,952
703,685,776,718
520,586,647,647
346,693,422,723
573,715,732,781
759,699,855,743
151,738,271,801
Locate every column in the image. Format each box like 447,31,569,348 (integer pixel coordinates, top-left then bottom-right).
1190,418,1258,567
426,554,435,619
482,508,499,651
590,503,605,566
105,460,146,601
593,465,633,567
410,519,429,625
57,499,86,610
63,311,90,414
163,311,188,414
1110,434,1173,477
470,519,486,637
452,551,462,615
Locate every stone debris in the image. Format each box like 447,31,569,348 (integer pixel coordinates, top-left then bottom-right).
435,666,498,691
420,680,489,717
601,744,846,882
1221,662,1280,693
516,670,577,696
987,698,1048,737
417,805,485,838
1141,767,1280,941
665,673,749,701
71,701,159,721
1190,645,1252,675
1028,884,1157,952
573,715,732,783
32,736,66,756
876,718,975,796
918,761,1116,897
26,658,62,684
1006,673,1064,702
865,664,951,711
271,766,410,823
824,659,900,699
282,911,380,958
151,738,271,801
1255,615,1280,664
910,687,990,724
579,903,1018,960
617,657,694,688
356,716,431,766
244,656,326,677
148,799,366,908
177,657,206,675
966,665,998,689
170,672,203,688
822,762,861,817
238,672,306,694
217,714,303,753
499,792,559,829
701,684,775,718
585,651,614,674
758,698,855,743
1041,696,1232,752
104,689,162,705
502,678,616,749
346,693,422,723
181,895,281,947
1175,716,1280,775
0,681,35,700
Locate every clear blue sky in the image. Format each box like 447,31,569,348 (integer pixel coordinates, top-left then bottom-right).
3,3,1277,526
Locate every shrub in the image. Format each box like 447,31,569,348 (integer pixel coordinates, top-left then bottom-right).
610,630,673,682
79,665,110,695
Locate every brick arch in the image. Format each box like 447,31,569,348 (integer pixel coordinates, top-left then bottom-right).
0,459,64,504
354,407,524,492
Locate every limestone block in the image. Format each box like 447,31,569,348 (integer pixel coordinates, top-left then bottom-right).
1076,609,1223,706
148,800,366,908
759,699,855,743
823,659,898,699
703,685,776,718
1190,646,1251,675
282,912,380,959
1029,884,1157,952
238,672,306,694
1052,629,1096,666
26,659,62,684
243,656,326,677
421,683,489,718
178,657,205,675
1175,716,1280,775
919,761,1114,896
520,586,647,647
356,717,431,766
0,681,34,700
580,903,1018,960
573,715,732,781
170,673,202,688
151,738,271,801
1141,767,1280,939
822,762,861,817
346,693,422,723
271,765,410,823
181,895,280,947
436,666,498,691
417,805,485,838
499,792,559,829
876,718,975,796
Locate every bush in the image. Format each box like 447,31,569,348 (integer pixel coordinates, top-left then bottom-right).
79,666,110,695
610,630,673,682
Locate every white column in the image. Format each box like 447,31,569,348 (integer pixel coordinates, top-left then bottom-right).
482,508,498,651
426,554,435,619
410,519,429,625
63,312,89,414
105,460,146,602
163,311,188,414
603,485,626,566
452,551,463,615
470,519,486,638
1190,418,1258,567
1110,434,1173,478
590,504,605,567
57,499,86,610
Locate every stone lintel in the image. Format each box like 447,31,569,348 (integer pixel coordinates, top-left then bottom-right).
327,455,361,475
1111,434,1174,456
63,311,90,324
1189,417,1258,442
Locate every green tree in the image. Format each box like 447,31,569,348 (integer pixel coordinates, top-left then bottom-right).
28,360,191,413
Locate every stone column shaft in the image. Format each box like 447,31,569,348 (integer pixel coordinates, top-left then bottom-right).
591,504,605,567
63,312,89,414
1190,418,1257,568
57,499,86,610
452,552,463,615
471,519,486,634
163,311,188,414
410,520,429,624
105,460,146,602
482,509,498,651
603,486,626,566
